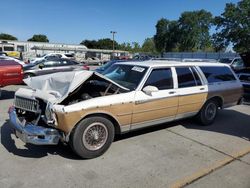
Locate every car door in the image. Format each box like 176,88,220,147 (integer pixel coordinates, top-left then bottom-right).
174,66,207,119
36,60,59,76
131,67,178,129
52,59,75,73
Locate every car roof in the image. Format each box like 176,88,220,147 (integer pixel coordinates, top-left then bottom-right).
116,60,230,68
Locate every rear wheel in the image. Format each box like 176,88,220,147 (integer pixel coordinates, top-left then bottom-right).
70,116,114,159
196,99,218,125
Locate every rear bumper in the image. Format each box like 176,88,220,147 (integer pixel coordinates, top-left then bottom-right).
8,106,61,145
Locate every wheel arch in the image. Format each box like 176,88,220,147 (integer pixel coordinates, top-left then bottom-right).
206,96,224,109
69,112,122,138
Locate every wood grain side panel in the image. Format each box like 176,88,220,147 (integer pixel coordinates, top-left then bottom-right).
177,93,207,114
55,103,133,133
132,97,178,124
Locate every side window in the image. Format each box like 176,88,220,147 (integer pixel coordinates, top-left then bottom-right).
176,67,197,88
191,67,202,86
200,66,236,83
43,61,60,67
144,68,173,90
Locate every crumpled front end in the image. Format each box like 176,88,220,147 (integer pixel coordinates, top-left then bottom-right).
8,106,61,145
8,89,63,145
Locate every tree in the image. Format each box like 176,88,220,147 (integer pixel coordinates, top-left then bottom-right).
28,34,49,42
154,18,169,53
80,38,118,49
214,0,250,53
80,40,99,48
0,33,17,40
178,9,213,51
98,38,118,50
118,42,132,51
141,38,157,54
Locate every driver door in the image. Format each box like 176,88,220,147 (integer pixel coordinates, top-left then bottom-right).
131,68,178,129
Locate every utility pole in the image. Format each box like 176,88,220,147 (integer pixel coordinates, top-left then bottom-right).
110,31,117,59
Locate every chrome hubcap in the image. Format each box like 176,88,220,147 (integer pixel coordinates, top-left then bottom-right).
205,103,217,121
82,122,108,151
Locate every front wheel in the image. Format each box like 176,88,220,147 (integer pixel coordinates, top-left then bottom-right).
70,116,115,159
196,99,218,126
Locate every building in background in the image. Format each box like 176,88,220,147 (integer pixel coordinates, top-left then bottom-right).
0,40,128,61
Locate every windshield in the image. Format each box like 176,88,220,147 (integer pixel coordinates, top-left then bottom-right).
96,61,115,72
103,64,148,90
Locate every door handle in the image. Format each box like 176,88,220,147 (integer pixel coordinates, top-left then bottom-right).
169,91,176,94
200,88,205,90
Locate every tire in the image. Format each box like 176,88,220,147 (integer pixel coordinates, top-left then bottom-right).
196,99,218,126
70,116,115,159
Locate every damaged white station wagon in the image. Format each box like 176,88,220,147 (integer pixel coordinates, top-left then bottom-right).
9,61,243,158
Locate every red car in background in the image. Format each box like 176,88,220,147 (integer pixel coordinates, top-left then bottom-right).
0,60,24,97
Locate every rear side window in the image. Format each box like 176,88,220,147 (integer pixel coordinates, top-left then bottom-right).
144,68,173,90
200,66,236,83
176,67,201,88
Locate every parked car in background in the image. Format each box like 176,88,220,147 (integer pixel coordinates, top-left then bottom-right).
8,60,242,159
218,57,245,71
23,58,89,78
82,57,103,65
0,52,8,56
236,52,250,100
30,53,75,64
0,60,23,97
95,60,134,74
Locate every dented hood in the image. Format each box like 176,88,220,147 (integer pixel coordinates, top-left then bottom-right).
24,70,129,103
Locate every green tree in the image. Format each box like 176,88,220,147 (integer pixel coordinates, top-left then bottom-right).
98,38,118,50
141,38,157,54
214,0,250,53
178,9,213,51
80,38,118,49
118,42,132,51
154,18,168,53
0,33,17,40
154,19,182,53
80,40,99,48
27,34,49,42
131,42,141,53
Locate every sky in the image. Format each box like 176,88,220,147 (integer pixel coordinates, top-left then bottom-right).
0,0,239,45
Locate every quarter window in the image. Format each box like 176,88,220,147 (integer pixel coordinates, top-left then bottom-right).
200,66,236,83
176,67,197,88
191,67,202,86
144,68,173,90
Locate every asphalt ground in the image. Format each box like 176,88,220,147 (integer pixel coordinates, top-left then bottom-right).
0,85,250,188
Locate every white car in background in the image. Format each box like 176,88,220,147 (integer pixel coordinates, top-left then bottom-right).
31,53,75,64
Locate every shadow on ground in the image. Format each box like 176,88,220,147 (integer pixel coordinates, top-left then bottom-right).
0,121,81,160
1,107,249,159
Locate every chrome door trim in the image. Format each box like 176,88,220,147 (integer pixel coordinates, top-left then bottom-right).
130,116,175,131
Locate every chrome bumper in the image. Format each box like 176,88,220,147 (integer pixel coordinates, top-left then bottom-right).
8,107,61,145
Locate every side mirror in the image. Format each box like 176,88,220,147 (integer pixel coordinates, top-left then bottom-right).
39,64,44,69
142,85,159,95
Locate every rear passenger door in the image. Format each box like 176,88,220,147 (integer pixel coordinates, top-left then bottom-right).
175,67,207,119
132,68,178,129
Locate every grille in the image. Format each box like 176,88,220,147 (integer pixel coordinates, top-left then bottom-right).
14,96,39,112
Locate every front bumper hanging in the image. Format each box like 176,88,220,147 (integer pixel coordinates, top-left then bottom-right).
8,106,61,145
